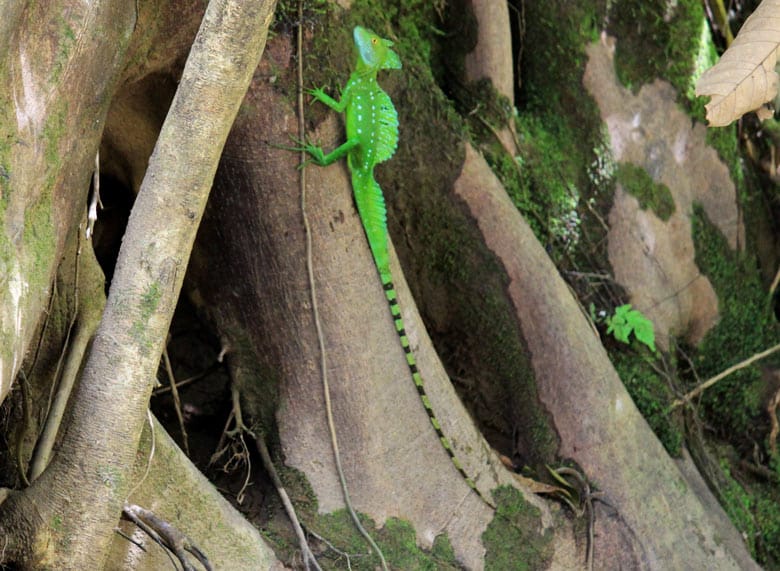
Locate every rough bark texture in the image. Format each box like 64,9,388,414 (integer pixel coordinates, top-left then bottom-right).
185,35,569,569
452,143,758,570
462,0,517,156
0,0,134,403
106,418,284,570
585,38,742,348
0,0,278,567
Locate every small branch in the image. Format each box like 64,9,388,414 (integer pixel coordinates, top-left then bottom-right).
254,433,322,571
29,230,86,482
768,387,780,456
770,264,780,298
669,343,780,410
152,365,217,396
162,344,190,456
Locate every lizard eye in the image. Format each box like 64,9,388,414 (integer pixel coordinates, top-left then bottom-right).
371,37,378,45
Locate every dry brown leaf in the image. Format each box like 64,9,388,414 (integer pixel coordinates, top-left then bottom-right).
695,0,780,127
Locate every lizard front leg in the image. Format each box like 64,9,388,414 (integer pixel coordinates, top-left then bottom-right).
308,87,348,113
304,137,359,166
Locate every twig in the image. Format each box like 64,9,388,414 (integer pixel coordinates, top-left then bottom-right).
770,265,780,298
113,527,147,551
768,386,780,455
254,433,322,570
306,528,356,570
222,383,253,504
29,227,84,482
162,344,190,456
295,3,387,569
234,432,251,505
553,467,600,571
669,343,780,409
208,409,235,468
152,364,218,396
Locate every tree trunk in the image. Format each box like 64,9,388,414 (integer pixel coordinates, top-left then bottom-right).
0,0,279,568
0,0,774,569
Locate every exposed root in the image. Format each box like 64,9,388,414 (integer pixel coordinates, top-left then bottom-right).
253,432,322,571
122,503,212,571
213,364,322,570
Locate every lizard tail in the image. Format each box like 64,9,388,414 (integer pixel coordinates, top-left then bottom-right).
379,273,495,508
354,169,494,508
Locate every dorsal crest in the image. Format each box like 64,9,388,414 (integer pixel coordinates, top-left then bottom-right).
374,89,398,164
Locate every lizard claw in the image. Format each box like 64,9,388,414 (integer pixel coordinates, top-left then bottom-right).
274,134,327,166
307,87,328,104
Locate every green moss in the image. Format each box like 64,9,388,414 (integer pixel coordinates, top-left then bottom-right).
614,162,675,221
140,282,161,319
52,16,77,84
307,511,460,570
482,486,554,570
131,282,161,350
610,351,682,455
691,204,779,440
268,467,455,569
430,533,457,564
755,492,780,566
717,460,757,556
50,514,63,532
43,106,67,172
706,125,745,195
16,104,69,300
514,1,613,264
609,0,707,98
0,74,11,201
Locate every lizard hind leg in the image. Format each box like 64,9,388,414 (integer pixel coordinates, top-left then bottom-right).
380,277,495,509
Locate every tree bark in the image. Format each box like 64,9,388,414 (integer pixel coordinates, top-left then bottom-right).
0,0,277,567
105,417,283,570
0,0,135,403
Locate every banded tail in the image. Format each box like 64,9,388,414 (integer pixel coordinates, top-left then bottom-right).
380,274,495,508
351,169,494,507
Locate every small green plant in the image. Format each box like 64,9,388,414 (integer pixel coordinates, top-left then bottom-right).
592,303,656,353
606,304,656,352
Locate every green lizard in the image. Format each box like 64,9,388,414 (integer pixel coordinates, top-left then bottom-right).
300,26,493,508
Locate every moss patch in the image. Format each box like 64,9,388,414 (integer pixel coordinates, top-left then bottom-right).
690,204,779,440
608,0,707,98
614,162,675,221
505,2,611,261
315,514,461,570
52,16,77,84
130,281,161,352
265,467,460,570
482,486,554,570
610,350,682,455
717,459,758,557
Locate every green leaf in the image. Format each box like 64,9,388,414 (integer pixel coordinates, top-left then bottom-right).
605,304,656,352
628,310,656,352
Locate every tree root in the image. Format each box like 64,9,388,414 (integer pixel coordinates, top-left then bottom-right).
122,503,212,571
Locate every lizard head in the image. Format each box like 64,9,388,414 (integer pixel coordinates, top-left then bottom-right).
353,26,401,72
